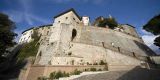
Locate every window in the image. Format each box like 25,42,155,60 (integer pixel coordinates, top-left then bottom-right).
66,17,68,19
47,31,49,35
23,32,26,35
73,18,75,20
58,21,60,23
71,29,77,41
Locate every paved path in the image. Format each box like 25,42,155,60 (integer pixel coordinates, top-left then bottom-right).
73,68,160,80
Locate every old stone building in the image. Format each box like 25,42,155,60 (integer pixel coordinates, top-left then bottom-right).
19,8,156,69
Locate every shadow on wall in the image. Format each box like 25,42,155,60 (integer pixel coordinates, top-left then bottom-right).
117,66,160,80
133,40,156,56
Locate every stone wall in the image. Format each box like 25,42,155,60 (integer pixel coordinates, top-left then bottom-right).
36,23,155,66
19,29,33,43
25,65,105,80
74,26,154,56
69,42,142,66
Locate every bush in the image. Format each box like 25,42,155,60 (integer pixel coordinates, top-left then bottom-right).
99,60,105,65
98,69,102,71
63,71,69,77
84,68,89,71
93,62,98,65
72,69,82,75
49,71,70,79
90,68,96,71
17,30,40,61
49,72,56,79
97,17,118,29
55,71,63,79
37,76,47,80
17,40,39,61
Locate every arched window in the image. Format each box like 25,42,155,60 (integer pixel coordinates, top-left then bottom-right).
71,29,77,41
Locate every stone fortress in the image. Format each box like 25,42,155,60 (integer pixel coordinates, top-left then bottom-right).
19,8,156,69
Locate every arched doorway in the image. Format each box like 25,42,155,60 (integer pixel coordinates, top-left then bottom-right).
71,29,77,41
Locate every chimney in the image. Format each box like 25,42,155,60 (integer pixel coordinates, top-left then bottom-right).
82,16,90,26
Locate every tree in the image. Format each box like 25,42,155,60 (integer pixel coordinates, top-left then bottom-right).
94,16,118,29
0,13,17,57
143,14,160,48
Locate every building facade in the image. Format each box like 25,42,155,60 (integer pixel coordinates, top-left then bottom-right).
19,8,156,68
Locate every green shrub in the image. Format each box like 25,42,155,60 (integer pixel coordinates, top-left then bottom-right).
49,70,82,79
93,62,98,65
98,69,102,71
55,71,63,79
84,68,89,71
49,72,56,79
49,71,70,79
99,60,105,65
17,30,40,61
97,17,118,29
90,68,96,71
72,69,82,75
63,71,69,77
37,76,47,80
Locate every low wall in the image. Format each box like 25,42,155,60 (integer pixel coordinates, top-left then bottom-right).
108,65,139,71
26,65,105,80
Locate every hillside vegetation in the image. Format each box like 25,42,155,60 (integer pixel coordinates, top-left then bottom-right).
17,30,40,61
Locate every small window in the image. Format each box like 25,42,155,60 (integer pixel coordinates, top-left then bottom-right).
73,18,75,20
58,21,60,23
77,22,79,24
71,29,77,41
47,31,49,35
66,17,68,19
48,27,50,29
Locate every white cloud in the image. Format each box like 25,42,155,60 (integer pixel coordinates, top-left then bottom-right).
3,10,49,25
141,29,152,35
142,35,157,46
25,13,50,25
142,35,160,54
139,27,160,54
4,0,50,42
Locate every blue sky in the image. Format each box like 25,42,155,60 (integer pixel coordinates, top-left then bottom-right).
0,0,160,54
